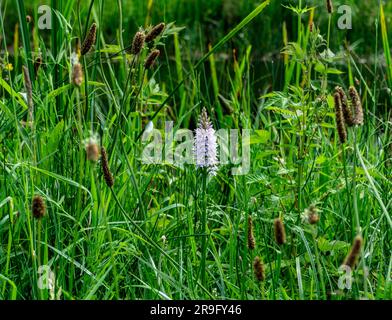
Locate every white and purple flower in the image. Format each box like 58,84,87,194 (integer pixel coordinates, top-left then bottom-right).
194,108,218,175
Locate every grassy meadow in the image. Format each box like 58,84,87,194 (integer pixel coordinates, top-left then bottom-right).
0,0,391,300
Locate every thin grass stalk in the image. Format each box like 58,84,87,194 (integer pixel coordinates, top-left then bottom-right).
117,0,127,86
199,169,208,286
102,203,120,299
36,219,43,299
374,9,379,128
51,0,63,114
352,128,368,297
341,145,353,233
352,129,361,235
1,199,13,296
295,0,302,87
324,6,332,93
310,229,327,299
16,0,33,78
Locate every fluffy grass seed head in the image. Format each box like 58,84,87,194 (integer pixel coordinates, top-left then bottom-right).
145,22,165,43
70,52,83,87
307,204,320,225
144,49,160,69
334,92,347,144
349,86,364,126
343,235,363,270
131,31,145,55
335,86,354,127
32,195,46,219
101,146,114,188
194,107,218,175
72,63,83,87
247,216,256,250
81,23,97,55
253,256,265,282
83,134,100,162
274,218,286,245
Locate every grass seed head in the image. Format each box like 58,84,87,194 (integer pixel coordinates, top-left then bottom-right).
343,235,363,270
247,216,256,250
253,256,265,282
86,140,100,162
307,204,320,225
101,147,114,188
145,22,165,43
349,86,364,126
131,31,145,55
326,0,333,14
334,92,347,144
32,195,46,219
274,218,286,245
81,23,97,55
144,49,160,69
72,62,83,87
335,86,354,127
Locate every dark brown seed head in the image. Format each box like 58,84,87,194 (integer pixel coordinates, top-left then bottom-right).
81,23,97,55
101,147,114,188
343,235,363,270
145,22,165,43
131,31,145,55
247,216,255,250
144,49,160,69
335,86,354,127
349,86,364,126
32,195,46,219
253,256,265,282
86,141,100,162
274,218,286,245
334,92,347,144
307,204,320,225
72,62,83,87
326,0,333,14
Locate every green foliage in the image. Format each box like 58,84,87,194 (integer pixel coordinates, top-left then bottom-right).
0,0,391,301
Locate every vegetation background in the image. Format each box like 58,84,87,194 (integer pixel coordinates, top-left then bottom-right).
0,0,391,300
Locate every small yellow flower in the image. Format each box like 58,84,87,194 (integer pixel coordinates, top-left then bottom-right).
5,63,13,71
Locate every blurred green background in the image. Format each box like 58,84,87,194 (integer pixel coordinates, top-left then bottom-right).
3,0,390,57
2,1,391,103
